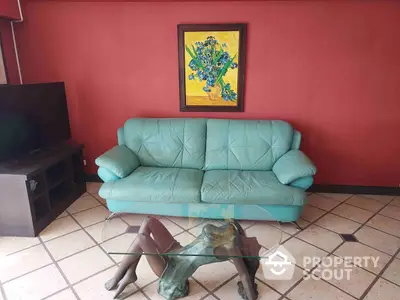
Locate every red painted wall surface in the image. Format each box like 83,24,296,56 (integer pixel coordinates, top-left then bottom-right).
0,0,20,20
14,1,400,186
0,19,19,84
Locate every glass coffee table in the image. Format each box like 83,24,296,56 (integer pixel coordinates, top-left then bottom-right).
101,205,297,300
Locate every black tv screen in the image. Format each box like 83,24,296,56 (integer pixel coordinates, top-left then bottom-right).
0,82,71,161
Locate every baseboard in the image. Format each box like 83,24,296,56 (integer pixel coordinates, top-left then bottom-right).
308,184,400,196
85,173,400,196
85,173,102,182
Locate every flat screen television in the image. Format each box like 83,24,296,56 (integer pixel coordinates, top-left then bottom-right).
0,82,71,162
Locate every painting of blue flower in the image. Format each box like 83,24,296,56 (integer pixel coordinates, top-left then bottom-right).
178,24,247,112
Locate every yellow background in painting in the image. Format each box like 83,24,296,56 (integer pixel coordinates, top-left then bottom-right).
184,31,239,106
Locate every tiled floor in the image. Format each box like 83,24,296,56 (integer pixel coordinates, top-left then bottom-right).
0,183,399,300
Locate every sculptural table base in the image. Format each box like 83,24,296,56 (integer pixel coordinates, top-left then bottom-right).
105,218,261,300
157,223,261,300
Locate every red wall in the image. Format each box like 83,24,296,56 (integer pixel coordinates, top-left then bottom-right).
0,19,19,84
14,1,400,186
0,0,20,20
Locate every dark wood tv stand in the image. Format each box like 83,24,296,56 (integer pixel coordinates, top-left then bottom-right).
0,142,86,237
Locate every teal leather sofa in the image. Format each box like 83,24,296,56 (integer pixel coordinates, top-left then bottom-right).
96,118,316,222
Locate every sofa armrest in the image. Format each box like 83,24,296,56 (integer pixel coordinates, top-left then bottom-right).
273,150,316,185
95,145,140,179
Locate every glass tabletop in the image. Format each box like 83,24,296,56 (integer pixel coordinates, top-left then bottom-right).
101,204,298,260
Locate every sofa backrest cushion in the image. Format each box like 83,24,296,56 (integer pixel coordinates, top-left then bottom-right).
123,118,206,169
205,119,294,171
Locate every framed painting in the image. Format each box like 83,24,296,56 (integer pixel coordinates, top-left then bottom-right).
178,23,247,112
0,34,8,85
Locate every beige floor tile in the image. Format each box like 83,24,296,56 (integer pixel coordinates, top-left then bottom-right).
379,204,400,221
45,230,96,261
73,206,110,228
391,197,400,207
319,193,353,202
364,278,400,300
0,244,52,282
355,226,400,255
46,289,77,300
288,277,354,300
282,238,328,269
259,265,304,294
159,218,186,236
307,194,341,211
202,296,218,300
382,258,400,286
74,266,141,300
167,216,205,230
334,242,391,274
57,211,68,219
86,182,102,194
174,231,196,245
67,194,101,214
86,218,128,243
331,203,374,224
245,223,290,249
346,195,385,212
296,225,342,252
143,278,207,300
367,214,400,237
58,247,114,284
315,213,361,234
101,233,137,263
134,256,159,288
215,278,280,300
92,193,107,205
313,257,376,298
238,220,256,229
271,219,310,235
300,205,325,222
3,264,67,300
40,216,80,242
362,194,395,204
193,261,238,291
121,214,147,226
0,236,40,256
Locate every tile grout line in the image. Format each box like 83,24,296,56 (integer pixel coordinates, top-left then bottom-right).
284,194,400,300
293,207,400,256
256,275,293,298
65,210,150,295
273,193,392,300
277,240,350,300
374,212,400,223
87,188,400,299
348,194,398,238
38,236,82,300
1,262,55,285
309,194,400,227
359,247,400,300
0,281,7,300
328,254,400,290
41,287,71,300
65,210,120,264
4,188,395,300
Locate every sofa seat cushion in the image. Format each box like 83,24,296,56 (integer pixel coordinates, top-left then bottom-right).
201,170,306,205
99,167,204,203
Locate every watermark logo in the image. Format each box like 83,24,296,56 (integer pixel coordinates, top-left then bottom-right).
261,246,296,280
261,246,381,281
303,256,380,281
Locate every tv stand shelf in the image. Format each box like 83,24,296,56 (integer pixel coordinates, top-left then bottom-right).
0,142,86,237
